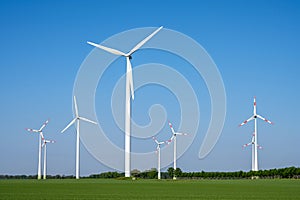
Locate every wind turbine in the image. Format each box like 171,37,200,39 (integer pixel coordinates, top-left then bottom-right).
87,26,163,177
42,139,55,179
166,121,187,180
239,96,273,171
26,119,49,180
61,96,97,179
152,137,165,179
242,133,262,171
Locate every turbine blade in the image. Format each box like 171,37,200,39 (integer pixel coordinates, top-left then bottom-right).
26,128,39,133
87,41,126,56
73,96,79,117
152,137,159,144
257,115,273,125
40,132,44,140
166,135,175,144
45,139,55,144
253,96,257,115
126,57,134,100
176,132,188,136
128,26,163,55
61,118,76,133
79,117,97,124
242,142,252,148
257,145,263,149
39,119,49,131
168,121,176,135
239,116,254,127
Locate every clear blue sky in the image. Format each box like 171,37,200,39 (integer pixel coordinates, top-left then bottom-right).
0,0,299,175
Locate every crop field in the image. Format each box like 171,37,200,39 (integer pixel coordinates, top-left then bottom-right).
0,179,299,199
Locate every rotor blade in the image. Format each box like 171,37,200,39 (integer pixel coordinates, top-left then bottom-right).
61,118,76,133
42,142,46,147
45,139,55,144
166,135,175,144
242,142,252,148
239,116,254,127
251,133,255,142
26,128,39,133
168,121,176,135
152,137,159,144
253,96,257,115
40,132,44,140
126,57,134,100
79,117,97,124
175,132,188,136
39,119,49,131
257,115,273,125
257,145,263,149
128,26,163,55
87,41,126,56
73,96,79,117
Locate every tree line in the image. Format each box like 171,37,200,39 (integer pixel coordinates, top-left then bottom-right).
1,166,300,179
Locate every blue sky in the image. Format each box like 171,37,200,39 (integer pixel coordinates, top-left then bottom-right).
0,0,299,175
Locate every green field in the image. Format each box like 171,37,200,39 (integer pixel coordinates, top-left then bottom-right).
0,179,299,199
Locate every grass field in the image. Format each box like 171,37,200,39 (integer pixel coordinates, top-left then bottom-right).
0,179,299,199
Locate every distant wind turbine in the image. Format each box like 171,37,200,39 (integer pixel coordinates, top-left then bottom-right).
242,132,262,171
42,138,55,179
87,26,163,177
152,137,165,179
26,119,49,180
61,96,97,179
167,121,187,180
239,97,273,171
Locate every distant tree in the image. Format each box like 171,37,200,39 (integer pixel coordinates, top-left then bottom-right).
174,168,182,177
167,167,174,178
131,169,141,177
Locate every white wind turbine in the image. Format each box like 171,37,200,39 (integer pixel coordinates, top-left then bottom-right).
26,119,49,180
87,26,163,177
42,138,55,179
61,96,97,179
166,121,187,180
239,96,273,171
242,132,263,171
152,137,165,180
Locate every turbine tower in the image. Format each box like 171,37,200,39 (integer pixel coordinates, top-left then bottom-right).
61,96,97,179
167,121,187,180
42,138,55,179
26,119,49,180
87,26,163,177
239,97,273,171
242,133,262,171
152,137,165,179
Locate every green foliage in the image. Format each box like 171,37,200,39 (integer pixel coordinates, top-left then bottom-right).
135,168,157,179
179,167,300,179
167,167,174,178
1,167,300,180
89,171,123,179
174,168,182,177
